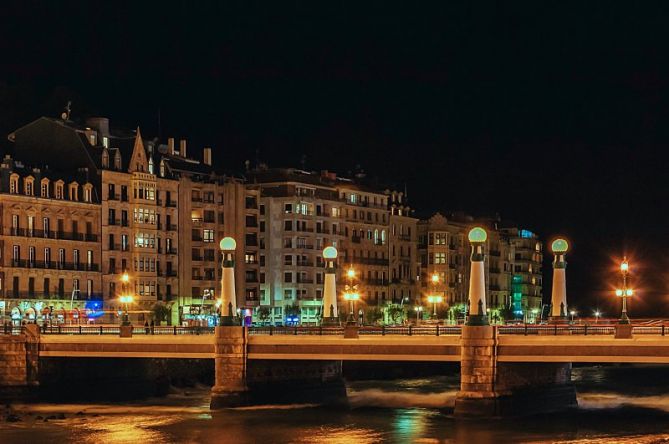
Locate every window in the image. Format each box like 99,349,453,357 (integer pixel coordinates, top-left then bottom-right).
12,245,20,261
83,184,93,203
55,181,64,199
44,248,50,265
87,250,93,267
284,272,292,283
435,233,447,245
435,252,446,264
203,229,214,243
9,174,18,194
284,255,292,265
348,193,358,204
284,203,292,213
58,248,65,266
28,246,35,264
284,220,292,231
41,179,49,198
25,177,34,196
87,280,93,297
69,182,79,201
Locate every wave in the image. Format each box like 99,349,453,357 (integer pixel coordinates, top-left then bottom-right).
347,387,457,409
578,392,669,413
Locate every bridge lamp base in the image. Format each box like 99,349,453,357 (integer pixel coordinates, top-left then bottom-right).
466,315,489,326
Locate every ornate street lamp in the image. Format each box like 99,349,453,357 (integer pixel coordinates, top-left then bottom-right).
615,258,633,324
344,266,359,325
119,272,132,326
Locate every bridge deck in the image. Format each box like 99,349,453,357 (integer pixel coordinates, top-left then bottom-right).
36,333,669,363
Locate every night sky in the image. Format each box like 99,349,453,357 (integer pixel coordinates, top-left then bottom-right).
2,2,669,317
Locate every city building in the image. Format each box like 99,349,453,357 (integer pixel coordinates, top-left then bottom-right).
418,213,542,323
0,111,543,326
0,153,102,324
250,167,419,325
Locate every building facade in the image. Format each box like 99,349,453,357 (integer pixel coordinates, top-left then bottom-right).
0,154,102,324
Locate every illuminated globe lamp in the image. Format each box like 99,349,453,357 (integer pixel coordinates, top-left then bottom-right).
321,246,340,326
549,238,569,320
219,237,238,326
466,226,489,326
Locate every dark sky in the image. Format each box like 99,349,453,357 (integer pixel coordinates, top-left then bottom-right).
2,2,669,317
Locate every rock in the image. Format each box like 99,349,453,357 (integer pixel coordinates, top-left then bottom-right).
5,414,21,422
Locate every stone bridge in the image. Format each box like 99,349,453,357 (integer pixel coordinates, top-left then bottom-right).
4,324,669,416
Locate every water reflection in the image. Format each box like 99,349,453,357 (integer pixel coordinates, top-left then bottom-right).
5,366,669,443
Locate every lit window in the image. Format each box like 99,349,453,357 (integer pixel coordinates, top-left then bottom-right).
203,229,214,243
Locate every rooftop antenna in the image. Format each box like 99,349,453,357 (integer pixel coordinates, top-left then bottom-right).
61,101,72,121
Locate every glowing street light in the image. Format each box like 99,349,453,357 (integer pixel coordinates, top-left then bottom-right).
594,310,601,323
343,292,360,324
414,306,423,323
427,295,443,318
615,257,633,325
119,294,134,326
344,266,358,325
569,310,577,323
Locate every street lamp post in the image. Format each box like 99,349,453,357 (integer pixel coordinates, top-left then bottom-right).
344,267,359,325
120,272,132,326
414,306,423,324
569,310,576,324
616,258,633,325
428,273,443,320
594,310,601,324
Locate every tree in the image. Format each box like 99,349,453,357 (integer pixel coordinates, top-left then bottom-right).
386,304,405,325
498,305,514,322
365,307,384,325
152,303,171,324
256,306,271,324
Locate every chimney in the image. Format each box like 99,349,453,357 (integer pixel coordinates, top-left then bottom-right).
168,138,175,155
180,139,187,158
203,147,212,166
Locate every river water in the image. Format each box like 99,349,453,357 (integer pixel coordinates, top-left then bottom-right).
3,365,669,443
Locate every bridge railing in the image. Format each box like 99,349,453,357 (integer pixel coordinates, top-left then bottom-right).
247,325,463,336
0,325,26,335
39,325,215,335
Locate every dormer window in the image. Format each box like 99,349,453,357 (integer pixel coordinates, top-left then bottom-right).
83,183,93,203
41,178,50,198
103,137,109,148
114,151,122,170
9,174,19,194
148,157,154,174
69,182,79,201
159,159,166,177
55,181,64,199
101,149,109,168
24,176,34,196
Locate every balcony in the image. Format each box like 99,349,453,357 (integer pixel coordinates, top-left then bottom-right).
296,261,314,267
348,257,389,266
7,228,98,242
192,255,204,262
296,277,314,284
398,234,411,241
8,260,100,271
5,291,103,300
108,193,119,200
166,270,177,277
166,249,177,255
166,200,177,207
351,236,361,243
192,235,203,242
166,224,177,232
489,250,501,257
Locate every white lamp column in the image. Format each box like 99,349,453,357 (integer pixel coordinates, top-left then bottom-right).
219,237,238,326
550,238,569,319
321,246,339,325
466,227,489,326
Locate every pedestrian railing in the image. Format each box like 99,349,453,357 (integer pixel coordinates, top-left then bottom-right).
0,325,26,335
39,325,215,335
30,324,669,337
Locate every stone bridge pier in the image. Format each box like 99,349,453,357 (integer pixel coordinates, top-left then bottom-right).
454,325,577,417
210,327,346,409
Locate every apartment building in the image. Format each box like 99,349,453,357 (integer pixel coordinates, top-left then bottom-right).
418,213,542,322
0,154,102,324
